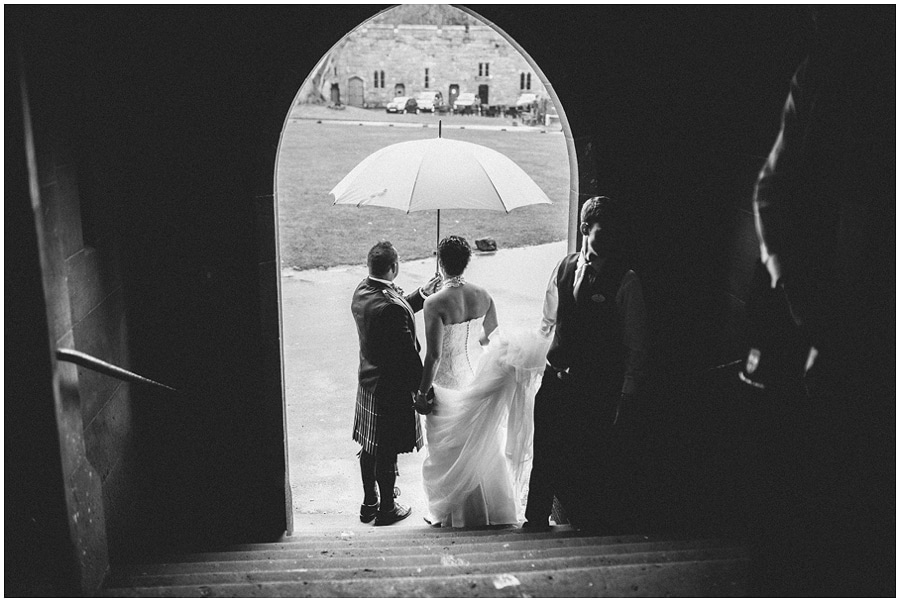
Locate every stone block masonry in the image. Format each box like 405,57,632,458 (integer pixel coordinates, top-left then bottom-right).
310,23,547,109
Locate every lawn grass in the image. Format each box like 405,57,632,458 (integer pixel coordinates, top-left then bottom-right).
275,116,570,270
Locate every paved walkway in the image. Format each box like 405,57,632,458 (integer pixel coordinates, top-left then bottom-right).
287,103,559,134
281,241,567,531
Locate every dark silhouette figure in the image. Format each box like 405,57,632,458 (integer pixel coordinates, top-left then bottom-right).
742,7,894,596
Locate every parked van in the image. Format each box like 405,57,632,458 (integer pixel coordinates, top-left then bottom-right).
415,91,443,113
453,92,480,115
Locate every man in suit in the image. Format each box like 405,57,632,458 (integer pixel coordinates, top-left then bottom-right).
741,8,892,596
351,241,440,526
523,196,648,533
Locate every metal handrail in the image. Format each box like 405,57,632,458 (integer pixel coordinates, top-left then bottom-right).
55,348,178,393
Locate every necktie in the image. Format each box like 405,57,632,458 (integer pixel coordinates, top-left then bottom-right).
573,262,595,301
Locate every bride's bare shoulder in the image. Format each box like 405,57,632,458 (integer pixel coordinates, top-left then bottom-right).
461,281,488,295
466,282,493,302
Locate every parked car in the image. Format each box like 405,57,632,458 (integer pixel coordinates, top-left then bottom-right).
544,103,560,127
386,96,417,114
453,92,480,115
414,91,443,113
515,92,538,108
515,93,540,123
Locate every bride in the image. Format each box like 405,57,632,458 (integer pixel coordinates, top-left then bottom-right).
414,236,549,527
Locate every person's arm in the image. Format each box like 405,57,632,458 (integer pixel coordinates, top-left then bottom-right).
754,59,808,289
617,271,648,397
406,274,442,312
480,296,498,345
414,299,443,413
539,259,562,337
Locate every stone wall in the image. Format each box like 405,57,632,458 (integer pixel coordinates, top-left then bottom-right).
319,23,547,108
8,6,893,597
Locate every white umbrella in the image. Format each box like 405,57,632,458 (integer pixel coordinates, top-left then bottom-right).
330,127,552,267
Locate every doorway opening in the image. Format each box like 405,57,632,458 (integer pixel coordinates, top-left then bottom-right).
275,4,577,531
347,76,364,107
448,83,459,109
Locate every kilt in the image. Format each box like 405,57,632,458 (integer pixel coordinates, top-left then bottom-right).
353,385,423,456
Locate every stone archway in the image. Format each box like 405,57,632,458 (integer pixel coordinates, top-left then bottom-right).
267,4,581,532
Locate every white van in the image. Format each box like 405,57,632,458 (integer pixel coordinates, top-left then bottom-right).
415,91,443,113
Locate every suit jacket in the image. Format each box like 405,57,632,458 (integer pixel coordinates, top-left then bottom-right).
351,277,425,455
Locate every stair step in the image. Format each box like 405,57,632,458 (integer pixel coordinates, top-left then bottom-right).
107,547,746,588
228,530,666,551
167,537,732,563
281,524,573,541
118,539,736,575
103,558,750,597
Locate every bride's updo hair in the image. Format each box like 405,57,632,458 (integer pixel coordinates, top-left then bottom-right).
438,235,471,276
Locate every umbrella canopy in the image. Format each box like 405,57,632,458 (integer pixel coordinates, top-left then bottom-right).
330,137,552,213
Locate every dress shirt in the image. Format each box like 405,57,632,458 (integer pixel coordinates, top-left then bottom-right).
540,246,648,395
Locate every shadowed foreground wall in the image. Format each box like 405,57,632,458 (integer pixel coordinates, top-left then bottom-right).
6,4,893,596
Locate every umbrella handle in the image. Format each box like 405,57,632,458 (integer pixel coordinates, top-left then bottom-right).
436,120,441,272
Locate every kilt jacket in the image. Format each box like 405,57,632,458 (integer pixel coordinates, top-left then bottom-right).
351,277,425,456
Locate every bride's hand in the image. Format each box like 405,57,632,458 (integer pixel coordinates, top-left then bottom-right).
413,390,435,415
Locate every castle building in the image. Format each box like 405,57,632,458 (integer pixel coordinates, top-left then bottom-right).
301,21,547,110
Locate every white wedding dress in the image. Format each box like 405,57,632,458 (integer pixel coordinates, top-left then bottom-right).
422,316,549,527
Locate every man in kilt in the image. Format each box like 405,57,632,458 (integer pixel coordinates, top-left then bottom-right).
351,241,440,526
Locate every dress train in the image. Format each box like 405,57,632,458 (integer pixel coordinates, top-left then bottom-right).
422,321,549,527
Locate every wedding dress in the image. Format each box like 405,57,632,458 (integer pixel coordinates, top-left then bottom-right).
422,316,549,527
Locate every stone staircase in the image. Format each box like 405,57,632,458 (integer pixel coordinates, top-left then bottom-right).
103,525,750,597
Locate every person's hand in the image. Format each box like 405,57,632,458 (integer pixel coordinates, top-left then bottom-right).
763,253,783,289
421,274,442,297
552,366,570,383
413,389,435,415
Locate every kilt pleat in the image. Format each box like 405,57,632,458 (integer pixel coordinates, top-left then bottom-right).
353,386,423,456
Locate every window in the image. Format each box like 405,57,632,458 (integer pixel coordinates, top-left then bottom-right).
520,73,532,90
373,70,385,88
424,68,429,89
478,62,489,77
